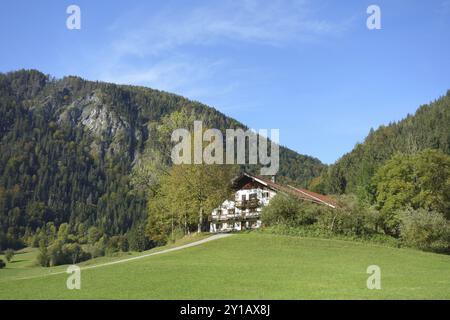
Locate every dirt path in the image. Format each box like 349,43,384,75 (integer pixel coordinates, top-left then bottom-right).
82,233,232,270
5,233,232,281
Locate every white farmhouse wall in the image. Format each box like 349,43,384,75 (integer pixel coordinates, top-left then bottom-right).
210,186,277,233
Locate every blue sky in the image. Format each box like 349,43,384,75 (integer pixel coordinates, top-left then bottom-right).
1,0,449,164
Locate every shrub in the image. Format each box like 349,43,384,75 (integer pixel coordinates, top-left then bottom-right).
46,240,90,266
109,235,129,252
120,237,129,252
316,196,381,237
105,246,119,257
47,240,64,266
87,226,102,245
0,232,24,251
62,243,90,264
261,194,318,227
37,240,50,267
128,225,151,252
262,194,391,245
86,243,104,259
0,259,5,269
400,208,450,253
4,249,14,262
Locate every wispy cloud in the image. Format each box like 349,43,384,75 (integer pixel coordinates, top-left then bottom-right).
98,56,235,100
109,0,347,57
92,0,351,100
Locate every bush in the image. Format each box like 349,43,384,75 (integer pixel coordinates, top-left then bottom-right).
120,237,129,252
62,243,91,264
45,240,90,266
109,235,129,252
86,243,104,259
128,225,152,252
316,196,381,237
263,194,380,236
35,239,50,267
104,246,119,257
400,208,450,253
87,227,102,245
261,194,394,245
262,194,318,227
0,232,24,251
0,259,5,269
4,249,14,262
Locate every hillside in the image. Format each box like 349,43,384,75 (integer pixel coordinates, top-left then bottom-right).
0,70,324,247
1,233,450,299
317,91,450,195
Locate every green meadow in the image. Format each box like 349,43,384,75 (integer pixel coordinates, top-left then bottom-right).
1,233,450,299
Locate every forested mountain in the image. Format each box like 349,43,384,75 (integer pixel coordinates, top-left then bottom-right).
315,91,450,197
0,69,324,246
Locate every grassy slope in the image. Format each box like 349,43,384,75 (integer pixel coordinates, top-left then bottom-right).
0,233,449,299
0,233,211,282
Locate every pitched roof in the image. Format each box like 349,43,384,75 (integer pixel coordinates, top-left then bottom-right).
234,172,337,208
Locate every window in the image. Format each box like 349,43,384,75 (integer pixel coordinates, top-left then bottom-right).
249,193,257,200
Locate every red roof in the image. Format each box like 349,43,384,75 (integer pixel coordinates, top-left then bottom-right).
235,173,337,208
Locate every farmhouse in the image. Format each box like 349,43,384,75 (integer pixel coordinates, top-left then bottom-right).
210,172,337,233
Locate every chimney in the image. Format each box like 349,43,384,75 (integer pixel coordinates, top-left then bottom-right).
271,175,276,183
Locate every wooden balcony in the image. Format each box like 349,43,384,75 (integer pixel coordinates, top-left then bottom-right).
211,214,242,221
211,211,262,222
235,199,260,209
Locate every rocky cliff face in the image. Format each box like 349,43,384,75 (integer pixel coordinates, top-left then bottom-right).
57,91,141,160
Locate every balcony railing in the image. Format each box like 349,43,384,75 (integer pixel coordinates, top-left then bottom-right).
235,199,260,209
211,212,260,221
211,214,239,221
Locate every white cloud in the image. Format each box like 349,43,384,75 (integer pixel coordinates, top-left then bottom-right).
110,0,347,58
98,56,236,101
92,0,351,100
